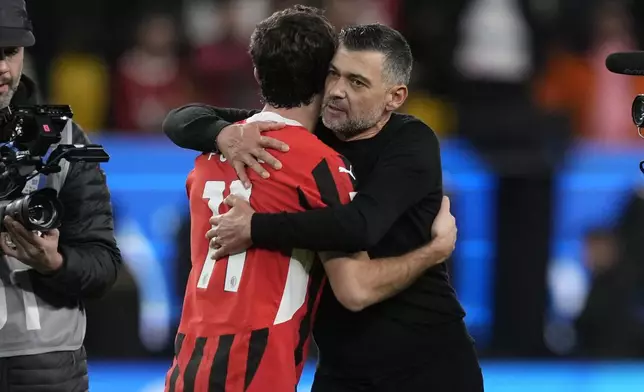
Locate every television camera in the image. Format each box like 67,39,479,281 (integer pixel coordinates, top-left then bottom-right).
0,105,109,232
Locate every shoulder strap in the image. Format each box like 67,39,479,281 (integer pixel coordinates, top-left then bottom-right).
22,119,74,195
44,119,73,193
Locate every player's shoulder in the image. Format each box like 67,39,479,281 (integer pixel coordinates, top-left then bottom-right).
240,111,317,146
242,113,337,161
192,152,236,180
241,111,348,173
275,129,348,178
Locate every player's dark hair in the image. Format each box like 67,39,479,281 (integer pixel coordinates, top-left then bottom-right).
339,24,412,85
249,5,337,109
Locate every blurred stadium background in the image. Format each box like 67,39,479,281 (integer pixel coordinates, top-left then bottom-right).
19,0,644,390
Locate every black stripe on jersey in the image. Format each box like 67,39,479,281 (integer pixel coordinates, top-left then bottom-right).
293,182,325,365
244,328,270,390
311,158,341,207
183,337,207,392
338,154,357,188
208,334,235,391
296,187,313,210
167,333,186,392
175,333,186,354
294,260,325,366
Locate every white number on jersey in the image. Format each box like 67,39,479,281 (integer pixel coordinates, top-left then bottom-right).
198,180,251,293
195,180,315,325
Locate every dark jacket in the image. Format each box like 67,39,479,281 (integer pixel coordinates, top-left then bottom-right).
10,75,122,299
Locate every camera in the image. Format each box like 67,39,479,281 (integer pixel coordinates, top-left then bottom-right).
0,105,109,231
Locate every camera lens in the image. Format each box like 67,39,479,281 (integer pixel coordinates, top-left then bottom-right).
28,201,56,227
632,95,644,127
3,188,63,231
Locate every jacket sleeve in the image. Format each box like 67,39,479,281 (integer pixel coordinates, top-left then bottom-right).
29,122,122,299
251,121,442,252
162,104,260,152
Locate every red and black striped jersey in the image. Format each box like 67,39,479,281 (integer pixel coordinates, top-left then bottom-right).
167,112,355,392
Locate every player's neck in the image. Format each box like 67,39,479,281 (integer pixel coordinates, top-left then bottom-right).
262,96,321,133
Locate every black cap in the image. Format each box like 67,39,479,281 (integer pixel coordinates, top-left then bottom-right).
0,0,35,47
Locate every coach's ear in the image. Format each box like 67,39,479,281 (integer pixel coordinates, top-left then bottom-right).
254,68,260,85
385,84,408,112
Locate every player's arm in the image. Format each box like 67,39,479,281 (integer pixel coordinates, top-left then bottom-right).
162,104,258,151
251,120,441,251
320,196,456,312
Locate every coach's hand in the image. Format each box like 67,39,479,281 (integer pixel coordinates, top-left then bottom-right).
430,196,457,261
217,121,290,188
0,216,63,274
207,195,254,259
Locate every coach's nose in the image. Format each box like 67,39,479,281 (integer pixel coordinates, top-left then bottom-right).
327,77,347,101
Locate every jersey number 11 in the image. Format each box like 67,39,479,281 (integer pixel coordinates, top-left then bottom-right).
197,180,251,293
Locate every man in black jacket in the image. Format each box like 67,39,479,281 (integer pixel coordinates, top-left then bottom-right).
0,1,121,391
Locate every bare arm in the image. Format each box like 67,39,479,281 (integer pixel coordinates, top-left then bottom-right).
320,196,456,312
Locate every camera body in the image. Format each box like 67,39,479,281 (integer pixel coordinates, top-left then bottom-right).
0,105,110,231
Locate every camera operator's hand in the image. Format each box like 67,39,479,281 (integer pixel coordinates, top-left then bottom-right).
217,121,290,188
0,216,63,274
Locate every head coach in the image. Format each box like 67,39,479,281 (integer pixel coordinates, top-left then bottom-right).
0,1,122,390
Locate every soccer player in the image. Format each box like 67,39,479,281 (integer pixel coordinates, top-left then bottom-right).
164,23,483,391
165,8,456,392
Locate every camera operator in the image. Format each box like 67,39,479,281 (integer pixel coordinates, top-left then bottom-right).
0,1,122,390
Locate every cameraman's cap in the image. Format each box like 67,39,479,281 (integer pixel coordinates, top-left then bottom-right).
0,0,35,48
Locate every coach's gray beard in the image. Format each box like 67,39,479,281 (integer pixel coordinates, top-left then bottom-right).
323,115,380,140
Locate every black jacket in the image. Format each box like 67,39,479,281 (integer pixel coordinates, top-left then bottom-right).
9,75,122,299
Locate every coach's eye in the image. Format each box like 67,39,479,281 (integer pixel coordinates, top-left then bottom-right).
350,79,364,88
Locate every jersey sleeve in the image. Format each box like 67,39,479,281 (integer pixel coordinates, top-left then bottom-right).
301,153,356,209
